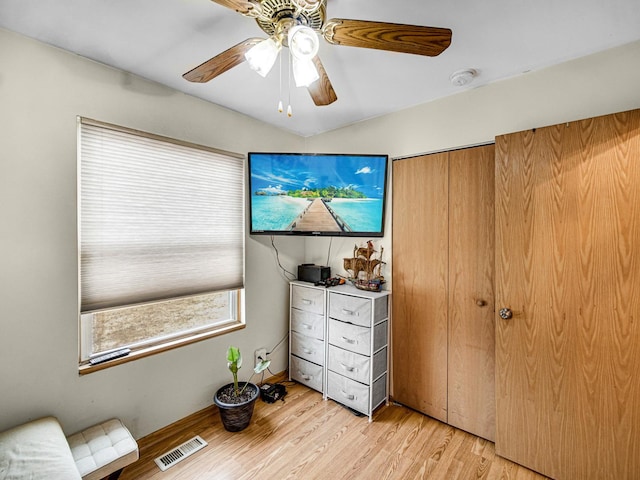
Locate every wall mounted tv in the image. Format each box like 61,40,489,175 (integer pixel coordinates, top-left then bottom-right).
248,152,389,237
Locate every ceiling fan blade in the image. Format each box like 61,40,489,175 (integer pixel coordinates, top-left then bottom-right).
323,18,452,57
210,0,262,16
307,56,337,106
183,38,263,83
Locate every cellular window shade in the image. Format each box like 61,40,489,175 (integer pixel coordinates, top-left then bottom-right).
80,119,244,312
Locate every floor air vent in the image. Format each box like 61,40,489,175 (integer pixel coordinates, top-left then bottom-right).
154,435,208,471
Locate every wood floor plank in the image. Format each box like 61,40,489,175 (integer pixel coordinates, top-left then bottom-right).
121,381,549,480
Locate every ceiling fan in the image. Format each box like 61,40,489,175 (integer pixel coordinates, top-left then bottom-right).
183,0,452,108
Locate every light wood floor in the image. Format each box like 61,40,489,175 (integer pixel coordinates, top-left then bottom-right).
121,378,549,480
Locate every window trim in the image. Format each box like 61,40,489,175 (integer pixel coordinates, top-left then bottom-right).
77,117,246,373
79,321,245,375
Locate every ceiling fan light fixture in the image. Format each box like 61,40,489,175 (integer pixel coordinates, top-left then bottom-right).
184,0,452,112
288,25,319,60
244,37,281,77
292,57,319,87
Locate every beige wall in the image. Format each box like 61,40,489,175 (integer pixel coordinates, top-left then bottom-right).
0,27,305,437
2,24,640,440
303,40,640,286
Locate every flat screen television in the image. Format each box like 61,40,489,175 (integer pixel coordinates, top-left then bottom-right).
248,152,389,236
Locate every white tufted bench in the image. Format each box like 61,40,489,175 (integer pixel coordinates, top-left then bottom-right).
66,418,138,480
0,417,137,480
0,416,82,480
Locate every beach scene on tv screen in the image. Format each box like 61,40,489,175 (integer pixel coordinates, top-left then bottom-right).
250,154,386,233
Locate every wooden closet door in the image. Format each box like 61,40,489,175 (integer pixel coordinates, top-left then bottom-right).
392,152,449,422
448,145,495,441
495,110,640,479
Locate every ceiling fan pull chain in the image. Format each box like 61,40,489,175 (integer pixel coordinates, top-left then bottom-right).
278,49,284,113
287,50,293,117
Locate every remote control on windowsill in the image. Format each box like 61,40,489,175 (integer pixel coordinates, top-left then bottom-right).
89,348,131,365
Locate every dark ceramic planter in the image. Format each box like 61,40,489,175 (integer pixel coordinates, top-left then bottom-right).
213,382,259,432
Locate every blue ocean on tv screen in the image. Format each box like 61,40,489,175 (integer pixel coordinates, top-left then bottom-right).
250,153,387,234
325,198,383,232
251,196,383,232
251,195,309,231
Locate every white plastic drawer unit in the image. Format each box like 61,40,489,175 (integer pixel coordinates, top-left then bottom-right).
291,285,325,315
288,281,391,413
289,282,327,394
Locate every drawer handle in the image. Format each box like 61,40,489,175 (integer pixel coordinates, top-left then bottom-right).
340,363,355,372
302,323,312,330
302,299,312,305
340,390,355,401
302,374,311,381
341,308,355,315
341,336,356,345
303,348,313,354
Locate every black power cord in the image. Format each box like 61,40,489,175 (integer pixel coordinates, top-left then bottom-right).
270,235,296,281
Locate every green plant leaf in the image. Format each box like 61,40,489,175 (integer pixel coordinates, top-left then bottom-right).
254,359,271,374
227,346,241,366
227,346,242,374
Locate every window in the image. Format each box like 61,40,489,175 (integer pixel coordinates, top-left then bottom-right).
78,117,245,370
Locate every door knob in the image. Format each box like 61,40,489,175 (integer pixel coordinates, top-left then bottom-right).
499,308,513,320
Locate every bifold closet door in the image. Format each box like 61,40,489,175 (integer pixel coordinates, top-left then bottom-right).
495,109,640,479
447,145,495,441
392,145,495,439
392,152,449,422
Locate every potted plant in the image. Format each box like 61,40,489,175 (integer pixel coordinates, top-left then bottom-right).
213,346,270,432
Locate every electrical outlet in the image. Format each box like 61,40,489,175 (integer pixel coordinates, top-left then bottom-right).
255,348,267,367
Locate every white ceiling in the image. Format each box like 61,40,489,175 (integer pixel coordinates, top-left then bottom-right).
1,0,639,137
